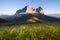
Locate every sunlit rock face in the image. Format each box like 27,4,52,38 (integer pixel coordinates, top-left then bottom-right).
16,5,36,14
15,5,44,14
26,5,36,13
36,7,44,14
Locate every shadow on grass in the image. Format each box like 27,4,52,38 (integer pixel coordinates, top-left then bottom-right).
0,22,42,27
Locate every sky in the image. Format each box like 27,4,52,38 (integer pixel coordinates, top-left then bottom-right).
0,0,60,15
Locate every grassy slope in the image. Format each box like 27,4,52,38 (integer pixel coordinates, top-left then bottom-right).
0,22,60,40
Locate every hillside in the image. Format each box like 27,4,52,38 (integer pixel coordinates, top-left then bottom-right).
0,21,60,40
0,18,7,23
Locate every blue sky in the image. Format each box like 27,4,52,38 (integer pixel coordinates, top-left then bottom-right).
0,0,60,15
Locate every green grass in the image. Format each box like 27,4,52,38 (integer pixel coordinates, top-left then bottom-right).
0,22,60,40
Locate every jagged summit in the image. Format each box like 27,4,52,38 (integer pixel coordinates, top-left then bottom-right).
22,5,36,13
15,5,44,15
36,6,44,14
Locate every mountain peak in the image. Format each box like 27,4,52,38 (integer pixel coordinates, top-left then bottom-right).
15,5,44,15
36,6,44,14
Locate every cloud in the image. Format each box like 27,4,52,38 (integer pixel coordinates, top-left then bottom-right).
0,10,16,15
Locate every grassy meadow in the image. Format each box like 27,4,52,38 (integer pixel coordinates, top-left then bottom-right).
0,22,60,40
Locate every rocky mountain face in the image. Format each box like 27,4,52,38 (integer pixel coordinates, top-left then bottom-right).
36,7,44,14
26,5,36,13
13,5,44,23
15,5,44,15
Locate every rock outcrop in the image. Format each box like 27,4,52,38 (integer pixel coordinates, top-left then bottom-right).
36,7,44,14
16,5,44,14
25,5,36,13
